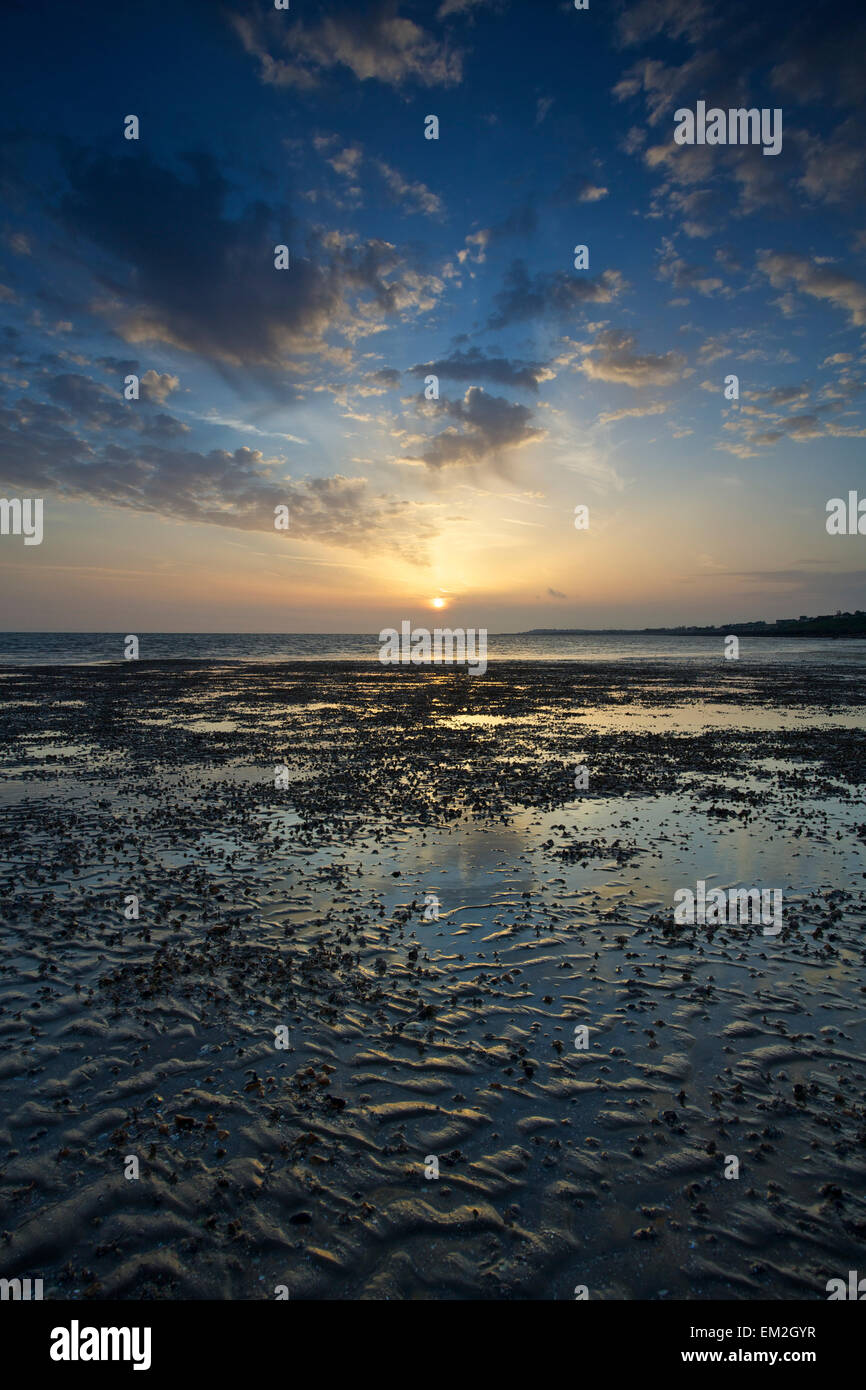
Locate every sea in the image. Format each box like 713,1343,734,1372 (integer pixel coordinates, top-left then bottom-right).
1,631,865,666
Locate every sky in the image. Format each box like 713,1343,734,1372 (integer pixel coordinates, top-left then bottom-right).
0,0,865,632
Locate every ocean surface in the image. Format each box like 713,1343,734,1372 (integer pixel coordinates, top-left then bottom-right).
2,630,866,666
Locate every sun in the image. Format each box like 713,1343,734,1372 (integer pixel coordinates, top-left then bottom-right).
431,597,446,609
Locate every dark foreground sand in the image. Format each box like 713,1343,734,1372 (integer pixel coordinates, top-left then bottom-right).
0,659,864,1299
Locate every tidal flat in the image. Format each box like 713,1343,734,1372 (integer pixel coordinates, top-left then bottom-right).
0,658,864,1300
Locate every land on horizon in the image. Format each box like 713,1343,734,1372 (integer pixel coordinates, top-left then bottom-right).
522,610,866,638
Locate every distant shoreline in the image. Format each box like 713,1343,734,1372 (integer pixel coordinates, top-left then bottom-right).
520,628,863,638
522,613,866,638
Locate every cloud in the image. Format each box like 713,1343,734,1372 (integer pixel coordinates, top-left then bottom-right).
727,148,793,217
597,401,669,425
614,51,718,128
376,161,444,217
456,205,538,268
140,370,180,405
715,439,762,459
329,145,364,178
798,120,866,207
697,330,795,366
579,329,687,387
547,588,567,599
757,251,866,327
825,422,866,438
643,136,791,223
550,172,610,208
325,144,444,217
57,150,443,366
488,259,624,328
717,390,850,453
749,384,810,406
577,183,609,203
139,412,190,440
16,370,188,446
456,230,490,267
616,0,717,47
7,232,31,256
622,126,647,155
643,137,720,185
782,414,823,439
0,391,434,559
43,372,128,427
407,348,553,392
437,0,496,16
231,1,463,90
356,367,402,396
656,237,725,297
407,386,545,471
770,13,866,110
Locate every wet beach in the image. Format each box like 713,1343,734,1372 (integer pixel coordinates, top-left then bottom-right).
0,657,864,1300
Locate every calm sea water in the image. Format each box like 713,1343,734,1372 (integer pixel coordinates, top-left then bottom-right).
1,631,865,666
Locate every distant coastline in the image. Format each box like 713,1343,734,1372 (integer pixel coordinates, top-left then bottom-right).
522,611,866,638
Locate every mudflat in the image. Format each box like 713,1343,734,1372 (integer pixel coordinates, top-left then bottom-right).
0,658,864,1300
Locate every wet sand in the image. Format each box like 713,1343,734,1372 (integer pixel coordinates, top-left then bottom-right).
0,658,864,1300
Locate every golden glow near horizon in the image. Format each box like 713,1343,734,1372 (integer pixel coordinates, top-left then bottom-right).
2,489,838,633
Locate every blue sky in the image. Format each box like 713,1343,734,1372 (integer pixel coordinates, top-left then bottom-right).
1,0,864,630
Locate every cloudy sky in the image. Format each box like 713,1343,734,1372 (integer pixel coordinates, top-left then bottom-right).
1,0,864,631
